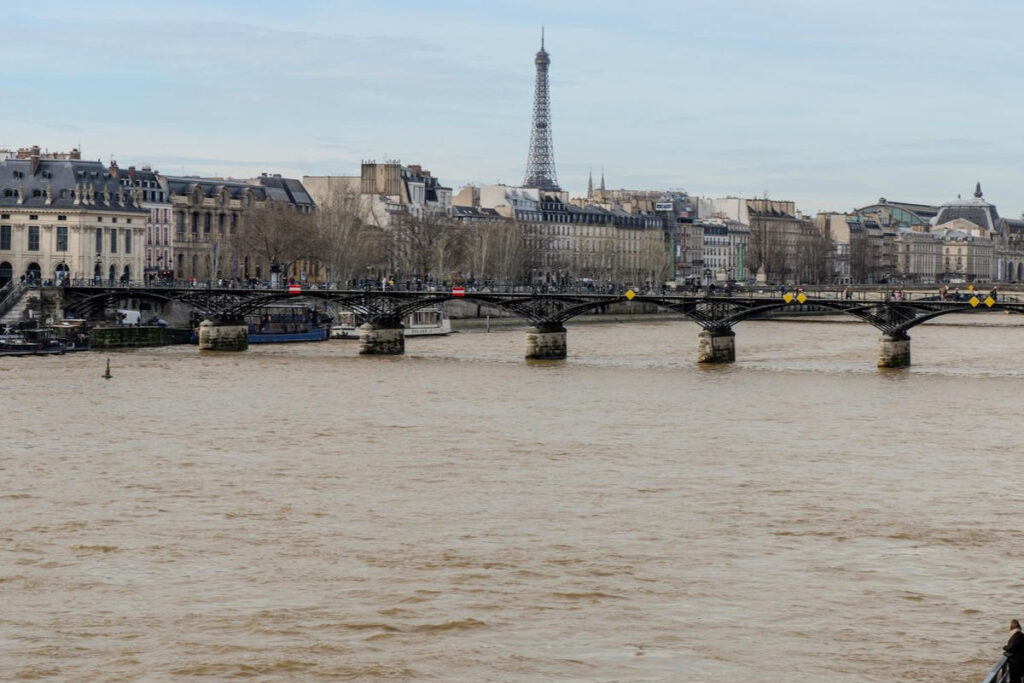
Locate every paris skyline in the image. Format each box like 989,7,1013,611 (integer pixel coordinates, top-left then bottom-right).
3,0,1023,215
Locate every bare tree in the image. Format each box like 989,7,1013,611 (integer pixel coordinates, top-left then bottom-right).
316,185,378,284
849,233,870,283
474,218,526,283
234,203,318,282
390,212,468,283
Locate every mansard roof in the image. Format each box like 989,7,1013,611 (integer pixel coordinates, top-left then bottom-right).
254,174,315,207
164,176,269,202
452,205,500,219
1000,218,1024,235
0,157,147,212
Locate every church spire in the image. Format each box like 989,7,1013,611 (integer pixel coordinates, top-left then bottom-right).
600,168,605,192
587,168,593,199
974,181,983,198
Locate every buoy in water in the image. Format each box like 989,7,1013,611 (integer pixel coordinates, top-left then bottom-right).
103,358,112,380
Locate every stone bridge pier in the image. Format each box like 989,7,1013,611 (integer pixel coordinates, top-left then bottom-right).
198,316,248,351
698,328,736,364
525,322,567,360
877,332,911,368
358,322,405,355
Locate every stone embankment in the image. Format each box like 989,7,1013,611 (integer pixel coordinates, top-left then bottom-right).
90,326,192,348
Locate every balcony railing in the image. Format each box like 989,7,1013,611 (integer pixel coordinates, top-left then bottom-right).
982,654,1009,683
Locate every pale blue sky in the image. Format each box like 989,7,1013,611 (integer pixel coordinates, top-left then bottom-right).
3,0,1022,215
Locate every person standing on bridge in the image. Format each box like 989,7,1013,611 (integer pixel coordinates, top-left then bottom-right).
990,285,999,303
1004,619,1024,682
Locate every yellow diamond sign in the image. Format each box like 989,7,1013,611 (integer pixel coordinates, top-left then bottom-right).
625,289,635,300
783,292,794,304
985,296,995,307
969,296,980,307
796,292,807,304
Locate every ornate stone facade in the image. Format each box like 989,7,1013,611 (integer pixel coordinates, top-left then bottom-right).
0,146,146,285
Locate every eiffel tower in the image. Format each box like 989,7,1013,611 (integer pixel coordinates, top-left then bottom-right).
523,28,560,191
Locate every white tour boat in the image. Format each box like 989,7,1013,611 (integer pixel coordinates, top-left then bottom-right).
330,307,452,339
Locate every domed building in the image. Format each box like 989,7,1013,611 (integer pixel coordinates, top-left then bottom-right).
932,182,1000,232
932,183,1024,282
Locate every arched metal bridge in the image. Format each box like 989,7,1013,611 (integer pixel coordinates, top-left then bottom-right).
57,284,1024,366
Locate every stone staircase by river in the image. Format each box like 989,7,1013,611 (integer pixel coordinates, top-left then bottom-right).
0,283,34,329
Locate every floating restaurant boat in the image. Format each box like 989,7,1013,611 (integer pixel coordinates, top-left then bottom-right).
248,306,331,344
0,329,66,356
330,306,452,339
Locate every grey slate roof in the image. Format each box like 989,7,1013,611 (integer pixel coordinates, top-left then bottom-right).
0,157,147,212
164,176,270,202
254,175,315,208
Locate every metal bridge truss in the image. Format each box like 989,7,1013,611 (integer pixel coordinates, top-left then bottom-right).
634,296,1018,337
60,287,1024,335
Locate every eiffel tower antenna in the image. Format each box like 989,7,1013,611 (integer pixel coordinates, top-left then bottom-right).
523,27,559,191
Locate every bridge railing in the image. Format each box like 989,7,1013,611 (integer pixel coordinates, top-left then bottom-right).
50,280,1024,305
982,654,1009,683
0,280,27,320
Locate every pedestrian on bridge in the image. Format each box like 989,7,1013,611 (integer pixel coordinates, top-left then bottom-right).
990,285,999,302
1004,619,1024,682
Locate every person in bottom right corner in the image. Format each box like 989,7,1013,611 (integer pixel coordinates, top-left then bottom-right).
1004,619,1024,682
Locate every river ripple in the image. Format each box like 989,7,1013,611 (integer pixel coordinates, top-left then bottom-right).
2,315,1023,681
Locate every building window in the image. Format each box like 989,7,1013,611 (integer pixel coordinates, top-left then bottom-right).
112,217,118,223
97,216,103,222
29,214,38,221
0,225,9,250
96,228,103,254
127,218,132,224
0,213,8,219
57,226,68,251
124,229,131,254
110,228,118,253
58,215,67,221
28,226,39,251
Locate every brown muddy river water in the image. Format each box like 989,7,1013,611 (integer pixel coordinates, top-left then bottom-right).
3,316,1023,681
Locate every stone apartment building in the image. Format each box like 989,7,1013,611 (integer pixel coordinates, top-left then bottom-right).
585,187,698,283
695,219,750,283
0,146,146,286
110,163,172,281
697,197,821,284
453,184,667,285
165,173,315,284
304,160,453,230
